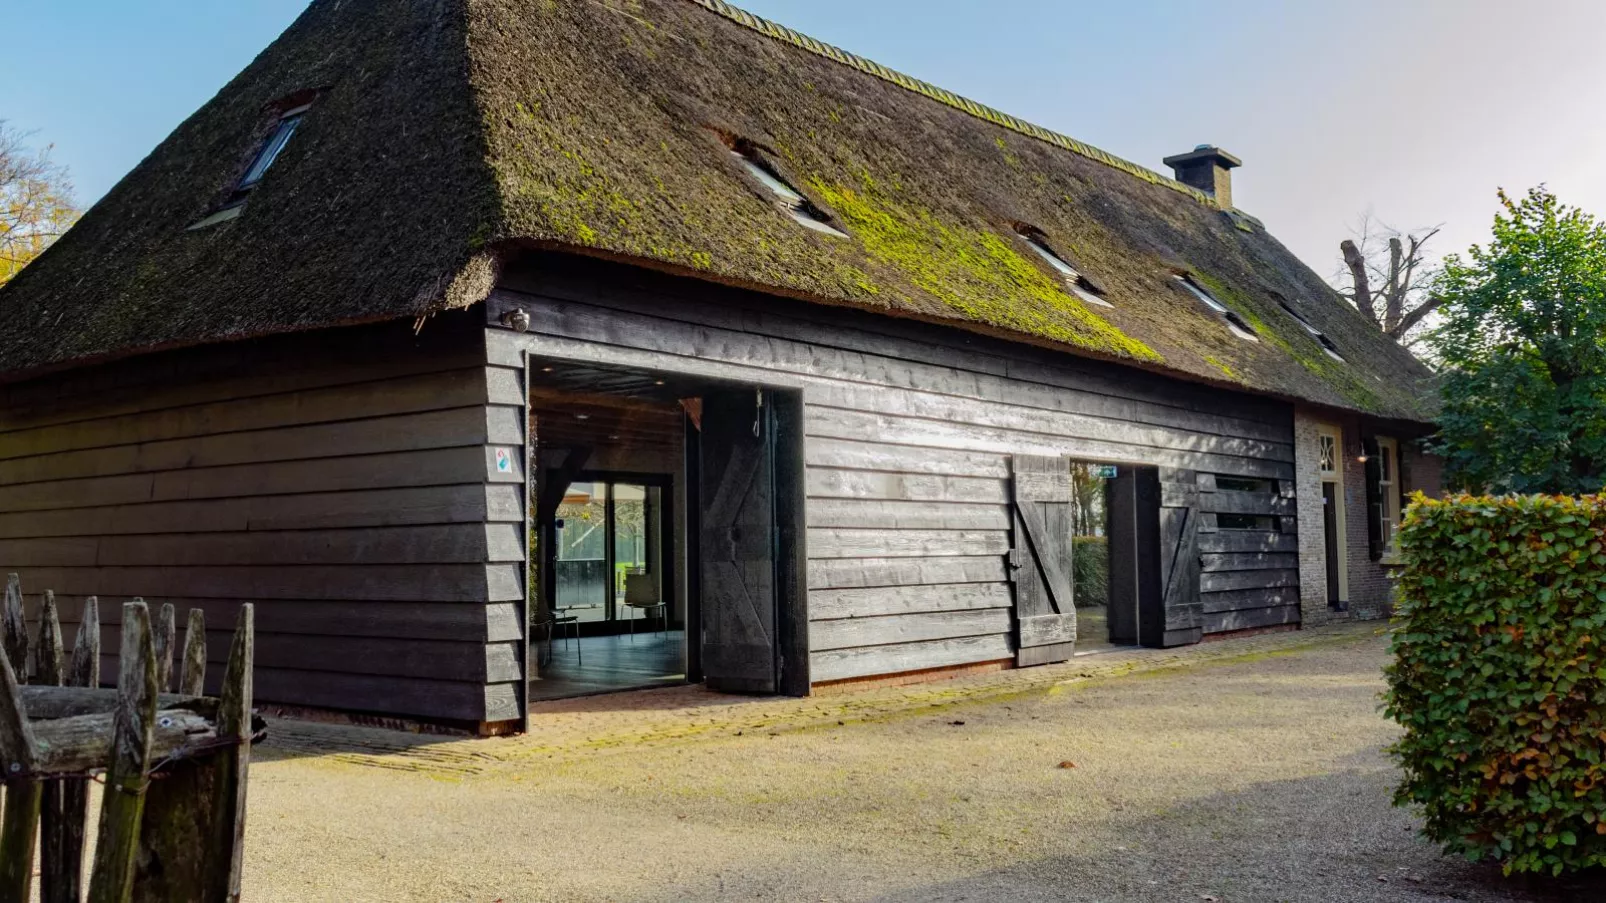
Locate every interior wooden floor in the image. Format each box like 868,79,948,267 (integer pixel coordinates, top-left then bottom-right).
530,630,687,701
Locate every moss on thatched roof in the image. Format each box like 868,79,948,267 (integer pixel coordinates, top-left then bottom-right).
0,0,1436,421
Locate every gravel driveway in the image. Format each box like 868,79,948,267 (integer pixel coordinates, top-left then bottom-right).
242,625,1605,902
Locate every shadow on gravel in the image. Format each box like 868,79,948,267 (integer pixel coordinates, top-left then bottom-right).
862,769,1606,903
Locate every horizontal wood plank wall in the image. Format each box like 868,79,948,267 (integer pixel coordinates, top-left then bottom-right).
0,314,520,722
489,255,1300,684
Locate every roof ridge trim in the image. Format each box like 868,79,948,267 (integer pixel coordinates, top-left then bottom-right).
685,0,1221,209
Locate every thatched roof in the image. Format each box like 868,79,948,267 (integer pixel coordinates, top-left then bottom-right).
0,0,1436,421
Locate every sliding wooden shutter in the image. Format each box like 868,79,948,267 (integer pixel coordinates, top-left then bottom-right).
699,389,777,693
1157,469,1204,646
1008,455,1078,666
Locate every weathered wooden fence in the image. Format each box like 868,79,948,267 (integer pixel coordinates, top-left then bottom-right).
0,574,258,902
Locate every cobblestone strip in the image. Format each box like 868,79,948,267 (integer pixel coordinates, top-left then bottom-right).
260,623,1384,777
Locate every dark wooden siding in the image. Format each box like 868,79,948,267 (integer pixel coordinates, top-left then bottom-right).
489,255,1301,685
0,314,521,722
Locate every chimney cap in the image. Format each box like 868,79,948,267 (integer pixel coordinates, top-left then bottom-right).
1162,145,1242,170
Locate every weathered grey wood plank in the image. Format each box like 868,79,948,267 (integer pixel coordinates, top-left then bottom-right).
1198,569,1300,593
1201,588,1300,614
810,609,1010,652
1200,552,1300,573
806,498,1011,531
811,634,1013,683
0,574,25,679
99,629,517,683
1202,604,1301,633
88,601,157,903
152,602,176,694
180,609,207,697
805,438,1009,478
51,597,516,644
807,556,1008,590
807,528,1010,559
810,583,1013,621
0,591,41,903
1196,531,1297,554
807,468,1009,504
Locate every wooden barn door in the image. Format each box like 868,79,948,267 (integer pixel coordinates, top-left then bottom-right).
1008,455,1078,666
698,389,778,693
1157,469,1204,647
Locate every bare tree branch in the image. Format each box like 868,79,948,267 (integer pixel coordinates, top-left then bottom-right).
0,120,80,287
1341,238,1380,326
1333,214,1443,344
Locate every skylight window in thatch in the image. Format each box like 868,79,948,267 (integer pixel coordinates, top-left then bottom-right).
1175,275,1259,342
1016,229,1113,308
729,148,848,238
238,107,306,191
1278,301,1345,361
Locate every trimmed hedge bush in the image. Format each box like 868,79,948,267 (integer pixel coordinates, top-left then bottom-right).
1072,535,1108,608
1385,493,1606,875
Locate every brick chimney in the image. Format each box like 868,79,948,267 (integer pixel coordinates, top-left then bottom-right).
1163,145,1241,209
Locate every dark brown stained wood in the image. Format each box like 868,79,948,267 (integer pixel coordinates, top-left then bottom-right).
1197,531,1297,554
98,629,519,683
1200,569,1300,593
811,634,1014,683
0,405,503,488
1202,604,1301,633
0,318,487,434
805,439,1009,479
15,563,504,603
807,528,1010,559
152,602,176,694
807,468,1009,504
2,523,523,568
248,667,493,720
810,608,1010,652
489,283,1293,438
699,389,778,694
180,610,207,698
1201,588,1299,614
88,601,157,903
0,366,494,463
0,484,516,540
0,446,496,514
806,499,1011,531
1008,455,1079,667
810,583,1012,620
1199,552,1299,572
804,409,1294,481
51,598,516,644
807,555,1008,590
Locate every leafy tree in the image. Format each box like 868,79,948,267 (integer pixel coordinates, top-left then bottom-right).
1428,187,1606,493
0,121,79,286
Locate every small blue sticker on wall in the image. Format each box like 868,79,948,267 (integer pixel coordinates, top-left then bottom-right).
494,448,513,473
1094,465,1119,479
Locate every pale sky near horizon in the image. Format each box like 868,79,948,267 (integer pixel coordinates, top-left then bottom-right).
5,1,1603,279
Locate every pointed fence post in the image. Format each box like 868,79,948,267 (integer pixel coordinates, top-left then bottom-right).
88,601,157,903
46,597,102,903
0,586,41,903
35,593,78,903
1,575,26,681
179,609,207,697
134,605,253,903
152,602,175,694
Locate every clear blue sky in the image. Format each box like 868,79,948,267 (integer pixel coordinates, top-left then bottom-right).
6,1,1603,276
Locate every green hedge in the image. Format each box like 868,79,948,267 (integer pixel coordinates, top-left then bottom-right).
1385,493,1606,875
1072,535,1108,608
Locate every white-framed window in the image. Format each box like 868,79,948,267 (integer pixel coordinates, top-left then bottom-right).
1377,436,1401,549
1318,430,1338,477
1316,423,1349,604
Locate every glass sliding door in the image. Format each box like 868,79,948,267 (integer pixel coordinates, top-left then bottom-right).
555,481,609,623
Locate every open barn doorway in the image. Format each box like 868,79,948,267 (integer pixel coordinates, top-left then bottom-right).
525,360,805,703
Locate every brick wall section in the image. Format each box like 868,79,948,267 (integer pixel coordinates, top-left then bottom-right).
1293,408,1446,626
1292,409,1332,626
